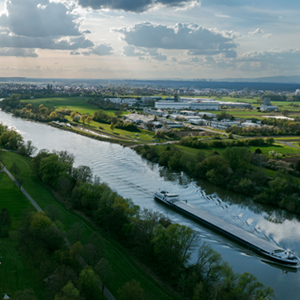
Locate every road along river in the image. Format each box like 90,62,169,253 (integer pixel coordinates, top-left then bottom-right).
1,110,300,299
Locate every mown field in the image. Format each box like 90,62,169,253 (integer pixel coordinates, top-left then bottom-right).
0,171,45,298
171,139,300,159
20,97,100,115
0,151,180,300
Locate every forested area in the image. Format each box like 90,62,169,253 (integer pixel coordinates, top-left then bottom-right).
0,96,65,123
136,145,300,215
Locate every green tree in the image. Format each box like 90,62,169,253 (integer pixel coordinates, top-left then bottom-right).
80,115,88,124
95,258,112,294
79,267,100,300
10,161,21,176
152,223,198,277
86,116,93,125
13,289,37,300
70,111,76,119
118,280,144,300
110,122,115,132
69,241,84,261
54,281,81,300
223,147,251,171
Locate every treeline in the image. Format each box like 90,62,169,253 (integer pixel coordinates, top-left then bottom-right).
0,123,36,156
93,110,140,132
12,208,104,300
88,97,127,110
227,119,300,136
262,94,300,102
27,148,274,300
136,145,300,215
0,97,66,123
179,136,275,149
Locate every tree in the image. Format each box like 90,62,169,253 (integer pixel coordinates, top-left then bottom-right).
86,116,93,125
152,223,198,277
54,281,81,300
68,223,85,243
95,258,112,294
69,241,84,261
10,161,21,176
223,147,251,171
70,111,77,119
295,160,300,172
80,115,88,124
79,267,100,300
13,289,37,300
47,266,78,299
110,123,115,132
264,137,275,145
118,280,144,300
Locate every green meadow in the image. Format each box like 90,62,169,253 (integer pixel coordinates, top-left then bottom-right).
21,96,99,115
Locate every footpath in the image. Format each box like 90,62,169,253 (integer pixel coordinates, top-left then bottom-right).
1,164,116,300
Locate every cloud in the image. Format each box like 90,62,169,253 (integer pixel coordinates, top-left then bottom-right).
0,0,81,37
238,49,300,71
0,0,95,52
77,0,200,12
0,48,38,57
123,45,167,61
249,28,262,35
115,22,237,57
0,34,94,50
82,44,114,56
70,51,81,55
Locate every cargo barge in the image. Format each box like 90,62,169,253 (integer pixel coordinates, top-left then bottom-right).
154,190,299,266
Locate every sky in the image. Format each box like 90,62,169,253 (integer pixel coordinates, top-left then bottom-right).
0,0,300,80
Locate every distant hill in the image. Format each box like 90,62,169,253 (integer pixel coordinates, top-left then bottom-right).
215,76,300,84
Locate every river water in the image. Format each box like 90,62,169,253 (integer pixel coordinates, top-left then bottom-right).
1,110,300,299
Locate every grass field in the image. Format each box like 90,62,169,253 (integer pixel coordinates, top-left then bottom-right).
0,172,32,230
21,97,130,117
173,140,299,159
0,239,45,299
1,151,180,300
21,97,100,115
0,171,44,298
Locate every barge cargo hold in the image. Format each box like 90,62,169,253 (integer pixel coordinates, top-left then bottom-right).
154,191,299,266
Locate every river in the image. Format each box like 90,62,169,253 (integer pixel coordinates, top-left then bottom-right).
1,110,300,299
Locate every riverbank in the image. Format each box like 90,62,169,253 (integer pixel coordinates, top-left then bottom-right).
0,150,181,300
134,144,300,216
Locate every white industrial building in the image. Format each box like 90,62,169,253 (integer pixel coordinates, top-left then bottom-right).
155,101,191,110
190,101,220,110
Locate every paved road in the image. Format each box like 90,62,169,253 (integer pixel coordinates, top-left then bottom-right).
282,141,300,149
3,166,43,211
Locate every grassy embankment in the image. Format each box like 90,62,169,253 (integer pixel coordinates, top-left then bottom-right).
0,171,45,298
155,138,300,178
0,151,180,300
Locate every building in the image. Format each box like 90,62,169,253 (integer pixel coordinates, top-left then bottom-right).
218,101,252,109
105,97,122,104
190,101,220,110
260,105,279,112
264,98,271,105
155,101,191,110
